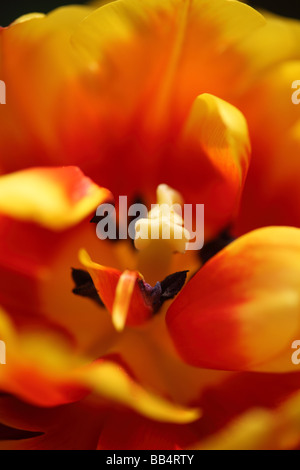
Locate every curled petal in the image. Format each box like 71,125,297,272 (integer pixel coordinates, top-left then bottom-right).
167,227,300,372
79,250,153,329
177,93,250,237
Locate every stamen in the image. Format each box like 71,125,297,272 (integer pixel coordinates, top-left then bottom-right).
134,185,190,283
71,268,104,307
140,270,189,313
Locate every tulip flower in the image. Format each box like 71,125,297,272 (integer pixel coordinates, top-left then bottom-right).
0,0,300,451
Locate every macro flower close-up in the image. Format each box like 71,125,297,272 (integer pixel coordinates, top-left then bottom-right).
0,0,300,452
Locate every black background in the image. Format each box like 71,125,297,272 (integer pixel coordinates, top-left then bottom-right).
0,1,300,27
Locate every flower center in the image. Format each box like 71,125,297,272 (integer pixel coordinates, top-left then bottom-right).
134,184,191,283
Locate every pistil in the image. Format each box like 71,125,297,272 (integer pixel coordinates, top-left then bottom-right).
135,184,190,283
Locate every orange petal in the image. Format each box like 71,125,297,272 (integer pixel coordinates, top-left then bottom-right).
0,0,267,237
72,0,264,124
68,0,260,237
167,227,300,372
0,308,200,423
0,6,93,173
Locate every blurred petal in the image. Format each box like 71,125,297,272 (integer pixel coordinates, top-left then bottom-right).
167,227,300,372
0,166,112,230
0,6,93,172
97,409,199,450
81,361,201,423
235,60,300,234
68,0,260,237
0,308,89,407
194,409,276,450
196,370,300,441
73,0,264,110
0,308,200,422
0,395,104,450
194,391,300,450
239,12,300,75
0,0,271,237
0,167,116,353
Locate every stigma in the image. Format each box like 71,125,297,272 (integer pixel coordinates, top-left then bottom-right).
134,184,190,254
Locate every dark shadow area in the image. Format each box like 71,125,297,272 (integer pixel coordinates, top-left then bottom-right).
0,0,86,26
0,422,43,441
0,1,299,26
251,1,300,19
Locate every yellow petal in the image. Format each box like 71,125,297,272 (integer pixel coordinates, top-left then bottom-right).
0,167,112,230
240,11,300,76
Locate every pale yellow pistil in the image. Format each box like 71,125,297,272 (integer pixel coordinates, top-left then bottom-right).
135,185,190,283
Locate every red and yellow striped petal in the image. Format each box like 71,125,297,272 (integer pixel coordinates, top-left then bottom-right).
69,0,259,235
0,167,115,352
0,166,112,230
0,0,265,237
167,227,300,372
